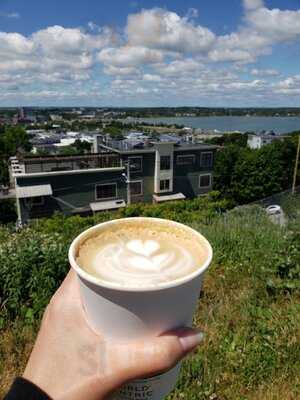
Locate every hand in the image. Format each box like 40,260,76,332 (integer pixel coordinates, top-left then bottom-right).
23,270,203,400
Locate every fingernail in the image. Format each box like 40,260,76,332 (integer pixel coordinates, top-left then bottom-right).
179,330,204,352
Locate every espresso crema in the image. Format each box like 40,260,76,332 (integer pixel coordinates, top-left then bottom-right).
76,220,208,288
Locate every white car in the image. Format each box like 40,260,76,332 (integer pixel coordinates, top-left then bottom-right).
266,205,283,216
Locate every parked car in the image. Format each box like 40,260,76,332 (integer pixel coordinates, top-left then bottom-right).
266,205,283,216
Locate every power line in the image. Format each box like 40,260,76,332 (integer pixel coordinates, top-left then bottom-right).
292,135,300,195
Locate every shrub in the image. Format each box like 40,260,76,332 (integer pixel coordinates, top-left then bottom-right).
0,200,17,224
0,228,70,323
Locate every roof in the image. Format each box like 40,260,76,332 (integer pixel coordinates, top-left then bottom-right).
248,134,281,140
16,184,52,198
90,199,126,211
153,193,186,202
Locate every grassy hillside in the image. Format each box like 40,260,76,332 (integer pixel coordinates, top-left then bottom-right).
0,193,299,399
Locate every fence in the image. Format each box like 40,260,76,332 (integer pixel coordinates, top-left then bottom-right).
250,186,300,207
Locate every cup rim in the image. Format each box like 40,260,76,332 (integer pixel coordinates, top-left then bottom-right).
68,217,213,292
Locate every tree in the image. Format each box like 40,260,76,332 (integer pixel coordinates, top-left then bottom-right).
213,145,241,199
0,126,32,184
73,139,91,153
1,126,32,155
206,132,248,147
58,146,79,156
230,146,283,203
213,137,297,204
103,125,124,140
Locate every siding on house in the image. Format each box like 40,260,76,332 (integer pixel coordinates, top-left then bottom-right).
16,169,127,221
121,152,155,203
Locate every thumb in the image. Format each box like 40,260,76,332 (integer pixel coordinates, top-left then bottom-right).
119,327,204,381
59,328,203,400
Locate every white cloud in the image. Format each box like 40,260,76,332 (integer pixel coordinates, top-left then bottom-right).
208,0,300,64
251,68,279,77
0,25,116,86
143,74,162,82
273,75,300,95
126,8,215,54
32,25,114,55
98,46,163,67
246,7,300,42
103,65,140,76
154,59,203,76
0,32,33,54
185,8,199,19
0,11,20,19
243,0,264,11
209,47,256,63
225,79,266,90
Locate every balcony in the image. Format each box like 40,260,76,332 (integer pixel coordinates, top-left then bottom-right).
15,153,122,175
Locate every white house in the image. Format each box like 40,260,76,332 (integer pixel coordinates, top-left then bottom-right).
247,133,281,149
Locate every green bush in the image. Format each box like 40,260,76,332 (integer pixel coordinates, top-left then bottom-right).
266,232,300,292
0,228,70,323
0,199,17,224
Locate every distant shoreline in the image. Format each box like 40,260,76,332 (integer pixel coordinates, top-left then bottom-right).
133,116,300,134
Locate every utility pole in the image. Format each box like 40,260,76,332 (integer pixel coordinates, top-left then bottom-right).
123,161,131,205
292,134,300,194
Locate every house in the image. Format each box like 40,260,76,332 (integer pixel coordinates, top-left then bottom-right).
94,134,217,204
9,153,126,225
247,132,282,149
9,135,217,225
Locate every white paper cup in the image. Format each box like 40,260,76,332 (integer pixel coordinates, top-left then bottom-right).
69,217,212,400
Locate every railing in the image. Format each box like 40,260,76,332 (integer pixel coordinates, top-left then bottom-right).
250,186,300,207
22,153,122,173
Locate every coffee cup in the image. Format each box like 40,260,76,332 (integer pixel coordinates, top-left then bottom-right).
69,217,212,400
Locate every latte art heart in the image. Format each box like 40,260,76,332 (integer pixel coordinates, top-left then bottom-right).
76,221,207,288
126,239,160,257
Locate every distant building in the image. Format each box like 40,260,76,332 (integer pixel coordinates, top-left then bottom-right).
0,116,7,125
18,107,25,120
247,132,282,149
9,135,217,225
12,114,19,125
50,114,63,122
78,113,96,120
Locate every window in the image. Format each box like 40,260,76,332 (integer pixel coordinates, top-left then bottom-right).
160,155,171,170
95,183,117,200
199,174,212,188
30,196,44,206
160,179,170,191
129,156,142,172
200,152,213,168
130,180,143,196
176,154,195,165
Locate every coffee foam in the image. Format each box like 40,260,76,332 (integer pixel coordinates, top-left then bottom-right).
76,220,207,288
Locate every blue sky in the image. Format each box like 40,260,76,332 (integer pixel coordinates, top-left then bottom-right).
0,0,300,106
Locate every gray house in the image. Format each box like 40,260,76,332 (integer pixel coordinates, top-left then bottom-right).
95,135,217,204
9,136,217,224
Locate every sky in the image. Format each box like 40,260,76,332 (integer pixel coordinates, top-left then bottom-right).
0,0,300,107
